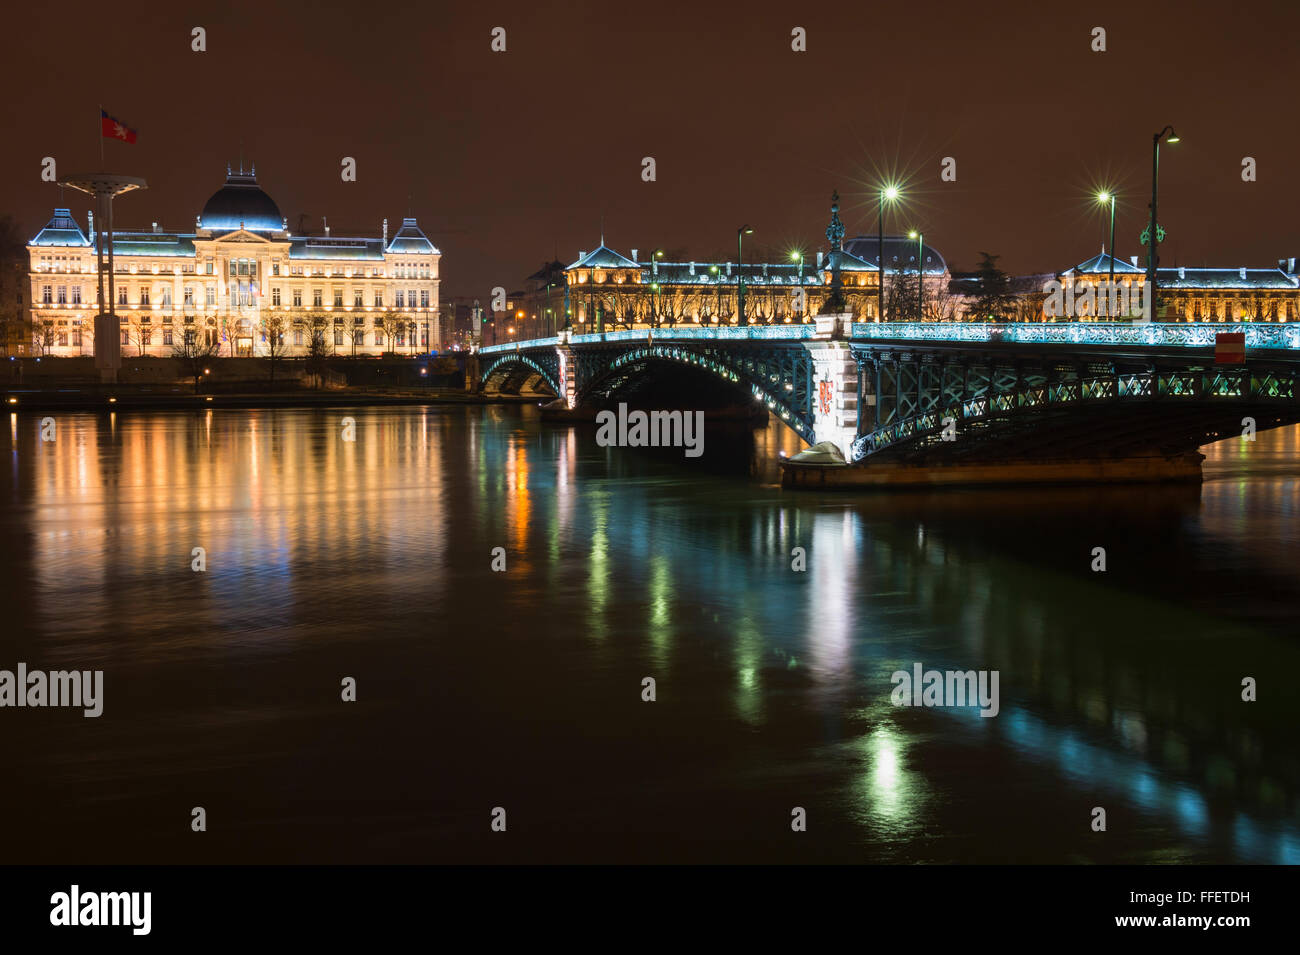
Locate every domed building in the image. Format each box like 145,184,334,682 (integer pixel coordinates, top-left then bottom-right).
197,167,287,235
27,164,442,357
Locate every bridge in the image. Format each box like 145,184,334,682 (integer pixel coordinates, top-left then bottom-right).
474,319,1300,481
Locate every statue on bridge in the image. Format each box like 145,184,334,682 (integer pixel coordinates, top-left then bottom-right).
821,190,847,316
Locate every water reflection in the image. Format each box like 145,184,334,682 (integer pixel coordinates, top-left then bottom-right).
0,407,1296,863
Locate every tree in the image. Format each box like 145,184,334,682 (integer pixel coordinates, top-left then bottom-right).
261,313,289,387
172,326,221,393
128,319,150,356
378,310,402,353
967,252,1018,321
305,313,331,386
886,268,921,321
31,320,55,356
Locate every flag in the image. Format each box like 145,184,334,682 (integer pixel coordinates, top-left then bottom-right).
100,110,138,144
1215,332,1246,364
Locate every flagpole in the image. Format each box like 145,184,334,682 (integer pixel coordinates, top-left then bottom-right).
98,104,104,169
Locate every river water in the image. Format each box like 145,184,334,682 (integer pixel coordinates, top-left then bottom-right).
1,405,1296,863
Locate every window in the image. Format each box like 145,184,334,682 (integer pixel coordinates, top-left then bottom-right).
163,287,173,307
58,332,68,346
294,329,303,346
143,330,152,346
354,290,363,307
121,330,129,345
72,330,81,347
408,289,417,307
229,261,237,276
272,262,280,276
184,287,194,306
333,289,343,307
42,285,52,304
420,290,429,308
206,286,216,307
333,329,343,345
396,291,404,307
118,288,128,306
313,289,323,307
375,332,384,347
374,291,383,307
57,286,67,304
163,329,173,345
141,288,152,305
396,330,405,346
206,262,213,275
71,287,82,305
272,287,281,306
293,288,302,307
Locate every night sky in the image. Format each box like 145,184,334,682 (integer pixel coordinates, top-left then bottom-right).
6,0,1298,298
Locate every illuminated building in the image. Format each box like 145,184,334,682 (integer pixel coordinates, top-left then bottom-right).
27,165,441,356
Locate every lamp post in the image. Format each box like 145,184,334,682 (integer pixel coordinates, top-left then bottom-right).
59,173,147,383
908,231,924,321
1097,192,1116,316
1147,126,1179,322
878,185,899,322
710,265,720,325
737,225,753,325
649,248,665,327
791,250,803,320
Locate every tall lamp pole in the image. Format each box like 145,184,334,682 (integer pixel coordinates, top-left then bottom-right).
1147,126,1180,322
1097,192,1116,316
791,250,803,320
878,185,899,322
908,231,924,320
737,225,753,325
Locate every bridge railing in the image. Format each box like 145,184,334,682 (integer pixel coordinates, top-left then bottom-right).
481,321,1300,354
851,321,1300,349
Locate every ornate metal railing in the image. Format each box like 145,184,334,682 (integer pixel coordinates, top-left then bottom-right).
850,321,1300,349
485,321,1300,354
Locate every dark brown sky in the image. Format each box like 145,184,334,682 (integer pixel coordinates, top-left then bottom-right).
6,0,1298,299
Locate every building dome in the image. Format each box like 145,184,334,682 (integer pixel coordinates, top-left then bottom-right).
199,167,283,233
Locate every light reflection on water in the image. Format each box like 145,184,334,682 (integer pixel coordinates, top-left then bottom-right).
0,407,1296,863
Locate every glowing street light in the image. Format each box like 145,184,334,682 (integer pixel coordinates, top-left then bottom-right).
1096,191,1116,314
1148,126,1180,320
879,185,901,322
908,230,924,320
737,225,754,326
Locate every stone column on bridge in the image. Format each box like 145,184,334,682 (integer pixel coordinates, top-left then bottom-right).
804,314,859,460
555,338,576,408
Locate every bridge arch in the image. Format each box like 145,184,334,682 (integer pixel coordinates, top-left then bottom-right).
575,342,816,440
481,353,561,397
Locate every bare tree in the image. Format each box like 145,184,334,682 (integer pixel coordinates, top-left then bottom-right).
261,313,289,388
31,320,55,356
172,325,221,393
378,310,402,352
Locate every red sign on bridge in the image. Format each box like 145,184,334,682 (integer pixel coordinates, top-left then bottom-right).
1215,332,1246,364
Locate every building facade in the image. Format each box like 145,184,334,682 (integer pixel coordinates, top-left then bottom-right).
558,236,952,333
27,166,441,357
1056,252,1300,322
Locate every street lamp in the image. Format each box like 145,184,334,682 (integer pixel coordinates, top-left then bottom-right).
737,225,753,325
649,248,665,327
790,250,803,320
908,231,924,321
879,185,900,322
1147,126,1179,322
1097,192,1116,316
